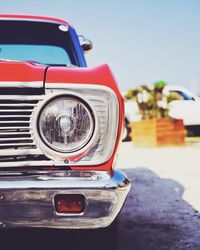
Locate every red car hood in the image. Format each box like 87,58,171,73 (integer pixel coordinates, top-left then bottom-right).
0,60,46,83
0,61,120,95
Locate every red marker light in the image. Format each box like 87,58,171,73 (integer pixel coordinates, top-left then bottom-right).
54,194,85,214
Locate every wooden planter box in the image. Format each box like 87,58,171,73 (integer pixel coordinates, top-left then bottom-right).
130,118,185,147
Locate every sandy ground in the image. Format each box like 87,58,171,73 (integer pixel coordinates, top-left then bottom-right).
117,142,200,250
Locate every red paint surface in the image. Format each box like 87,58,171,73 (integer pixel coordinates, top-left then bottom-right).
0,14,70,26
46,64,124,172
0,61,46,82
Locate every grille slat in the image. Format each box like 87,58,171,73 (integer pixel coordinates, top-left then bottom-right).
0,137,32,141
0,149,41,156
0,115,31,118
0,132,30,135
0,142,34,147
0,104,36,107
0,95,44,101
0,121,31,124
0,127,30,130
0,109,33,112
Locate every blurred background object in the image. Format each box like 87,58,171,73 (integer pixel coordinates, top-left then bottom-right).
123,83,200,142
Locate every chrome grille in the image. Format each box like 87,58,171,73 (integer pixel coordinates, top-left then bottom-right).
0,99,37,150
0,95,54,168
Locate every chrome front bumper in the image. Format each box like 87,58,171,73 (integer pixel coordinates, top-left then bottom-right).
0,169,131,229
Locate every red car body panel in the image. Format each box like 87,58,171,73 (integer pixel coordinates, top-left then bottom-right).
0,61,46,82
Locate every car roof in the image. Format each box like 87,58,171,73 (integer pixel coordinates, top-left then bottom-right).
0,14,70,26
164,85,194,94
164,85,200,100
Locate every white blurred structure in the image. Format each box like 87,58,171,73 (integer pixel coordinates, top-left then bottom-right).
166,85,200,126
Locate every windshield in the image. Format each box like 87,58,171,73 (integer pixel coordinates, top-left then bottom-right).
0,20,77,66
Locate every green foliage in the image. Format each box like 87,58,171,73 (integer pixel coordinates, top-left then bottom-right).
166,91,182,103
154,80,167,89
124,81,182,119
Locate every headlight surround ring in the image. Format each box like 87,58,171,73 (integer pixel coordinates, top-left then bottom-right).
37,94,95,154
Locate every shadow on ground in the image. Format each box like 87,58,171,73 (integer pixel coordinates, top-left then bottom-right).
0,224,118,250
118,167,200,250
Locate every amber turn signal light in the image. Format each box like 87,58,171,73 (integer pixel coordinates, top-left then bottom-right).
54,194,85,214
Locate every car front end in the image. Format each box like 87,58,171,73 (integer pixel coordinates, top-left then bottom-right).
0,15,130,229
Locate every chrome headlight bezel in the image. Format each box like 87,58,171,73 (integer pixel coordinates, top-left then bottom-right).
32,84,119,166
38,94,95,154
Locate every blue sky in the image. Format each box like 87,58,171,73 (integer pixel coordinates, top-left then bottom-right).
1,0,200,94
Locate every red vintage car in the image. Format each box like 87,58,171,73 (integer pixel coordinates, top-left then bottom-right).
0,14,130,231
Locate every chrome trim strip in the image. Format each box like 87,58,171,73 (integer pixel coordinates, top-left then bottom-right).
0,142,34,147
0,95,44,100
45,83,116,91
0,127,30,129
0,132,31,135
0,170,131,229
0,115,31,118
0,110,32,112
0,137,31,141
0,149,41,156
0,81,43,88
0,104,36,107
0,160,54,167
0,121,30,124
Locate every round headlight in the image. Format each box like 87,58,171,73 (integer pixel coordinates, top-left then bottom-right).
38,96,94,153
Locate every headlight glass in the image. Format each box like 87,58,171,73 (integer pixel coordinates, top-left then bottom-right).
39,96,94,153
